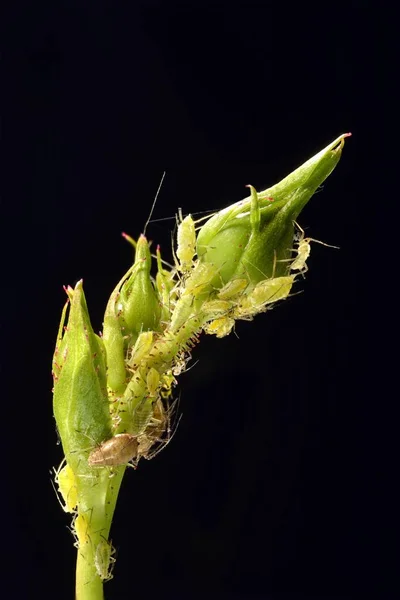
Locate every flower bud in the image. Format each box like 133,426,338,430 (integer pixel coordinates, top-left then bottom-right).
52,280,112,465
196,133,350,286
119,234,161,337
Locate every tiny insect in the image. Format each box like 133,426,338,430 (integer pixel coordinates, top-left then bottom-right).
235,275,295,319
73,512,90,548
182,262,217,297
176,209,196,271
160,370,177,399
217,278,248,300
290,222,339,273
204,316,235,338
202,299,234,318
136,397,180,462
53,460,78,513
172,350,190,376
94,538,116,582
175,209,217,272
146,367,160,397
88,434,138,467
128,330,153,369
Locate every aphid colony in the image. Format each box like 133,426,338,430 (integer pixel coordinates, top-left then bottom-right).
83,187,336,470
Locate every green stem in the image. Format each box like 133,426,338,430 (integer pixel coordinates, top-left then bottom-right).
76,547,104,600
75,467,125,600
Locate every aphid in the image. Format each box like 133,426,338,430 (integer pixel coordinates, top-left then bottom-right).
136,397,180,462
204,316,235,338
94,538,116,582
182,262,217,297
160,370,177,399
73,512,90,548
156,245,176,324
127,331,153,369
290,222,339,273
172,350,190,376
176,209,196,271
235,275,295,318
88,434,138,467
53,460,78,513
132,396,155,434
170,262,217,330
217,278,248,300
202,299,234,318
146,367,160,397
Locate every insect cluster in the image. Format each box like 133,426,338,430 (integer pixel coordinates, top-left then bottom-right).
83,191,335,470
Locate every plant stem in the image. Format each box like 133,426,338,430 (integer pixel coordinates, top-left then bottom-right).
76,547,104,600
75,467,125,600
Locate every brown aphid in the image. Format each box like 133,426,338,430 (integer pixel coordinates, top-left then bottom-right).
88,433,138,467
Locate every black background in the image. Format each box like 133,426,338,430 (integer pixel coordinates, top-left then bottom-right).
3,2,396,599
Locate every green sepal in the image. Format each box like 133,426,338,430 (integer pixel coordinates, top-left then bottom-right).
197,133,350,285
103,284,128,395
52,280,112,468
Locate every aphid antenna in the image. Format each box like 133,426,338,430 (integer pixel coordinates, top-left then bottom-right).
149,207,216,225
143,171,166,236
241,257,270,283
303,238,340,249
293,220,308,242
180,358,199,374
52,457,67,477
293,220,339,248
193,212,217,229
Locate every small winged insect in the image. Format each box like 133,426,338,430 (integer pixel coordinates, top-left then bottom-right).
87,397,179,468
88,434,138,468
290,222,339,274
